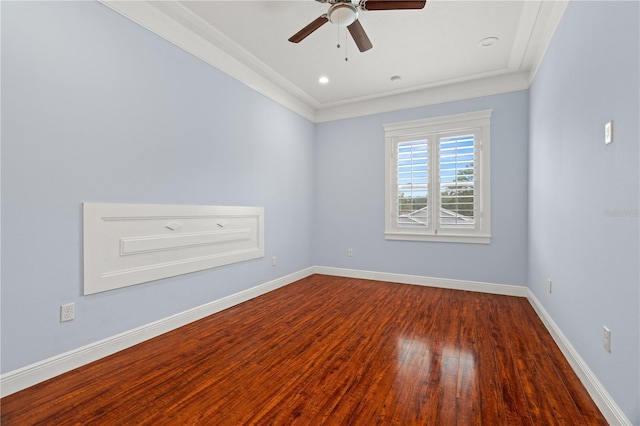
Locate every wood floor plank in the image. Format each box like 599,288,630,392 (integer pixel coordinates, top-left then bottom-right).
0,275,607,425
290,282,408,424
312,282,416,425
501,296,573,425
362,286,444,425
488,302,535,426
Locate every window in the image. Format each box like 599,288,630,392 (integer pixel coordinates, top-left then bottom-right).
384,110,491,243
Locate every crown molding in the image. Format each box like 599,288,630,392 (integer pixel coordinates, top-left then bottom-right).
315,71,529,122
100,0,317,122
524,0,570,85
99,1,568,123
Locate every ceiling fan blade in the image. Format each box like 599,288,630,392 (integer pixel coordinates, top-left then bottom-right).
347,19,373,52
288,15,329,43
361,0,426,11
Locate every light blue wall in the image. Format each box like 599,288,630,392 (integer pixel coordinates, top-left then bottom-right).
313,91,529,286
528,1,639,423
1,1,314,373
3,1,638,421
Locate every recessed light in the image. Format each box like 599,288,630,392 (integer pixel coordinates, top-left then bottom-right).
318,76,329,84
479,37,499,48
390,75,402,82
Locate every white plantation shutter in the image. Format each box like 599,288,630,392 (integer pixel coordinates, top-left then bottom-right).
397,140,429,227
385,110,491,243
439,134,476,228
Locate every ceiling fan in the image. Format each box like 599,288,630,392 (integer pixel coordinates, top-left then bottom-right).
288,0,426,53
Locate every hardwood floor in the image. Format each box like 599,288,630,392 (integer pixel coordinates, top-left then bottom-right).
1,275,607,425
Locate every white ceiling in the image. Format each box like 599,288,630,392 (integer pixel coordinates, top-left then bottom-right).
102,0,569,122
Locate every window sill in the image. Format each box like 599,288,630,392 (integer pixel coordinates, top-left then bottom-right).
385,232,491,244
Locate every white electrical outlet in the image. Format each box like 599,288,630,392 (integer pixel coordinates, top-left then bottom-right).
347,248,353,257
60,303,75,322
603,326,611,352
547,279,552,294
272,256,277,266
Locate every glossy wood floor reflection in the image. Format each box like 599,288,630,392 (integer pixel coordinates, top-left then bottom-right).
1,275,606,425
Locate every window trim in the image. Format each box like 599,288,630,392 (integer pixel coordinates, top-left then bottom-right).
384,110,492,244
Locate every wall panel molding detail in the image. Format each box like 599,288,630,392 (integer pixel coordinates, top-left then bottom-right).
83,203,264,295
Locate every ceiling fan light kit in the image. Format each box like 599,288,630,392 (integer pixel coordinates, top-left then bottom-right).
328,3,358,27
288,0,426,53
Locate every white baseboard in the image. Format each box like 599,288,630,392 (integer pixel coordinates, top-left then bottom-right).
0,267,314,398
0,266,525,398
2,265,629,426
313,266,528,297
527,290,631,426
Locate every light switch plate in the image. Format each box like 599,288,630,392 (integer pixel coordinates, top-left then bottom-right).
605,121,613,144
603,326,611,352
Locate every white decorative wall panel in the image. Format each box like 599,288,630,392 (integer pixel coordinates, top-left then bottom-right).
83,203,264,295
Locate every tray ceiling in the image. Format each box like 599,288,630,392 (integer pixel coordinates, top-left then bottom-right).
101,0,568,122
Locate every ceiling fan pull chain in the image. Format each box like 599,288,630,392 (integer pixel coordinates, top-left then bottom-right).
345,30,349,61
